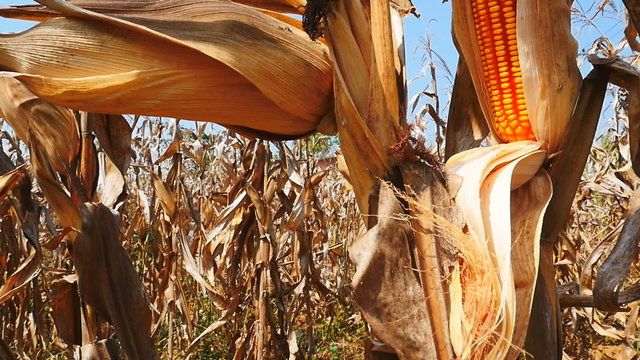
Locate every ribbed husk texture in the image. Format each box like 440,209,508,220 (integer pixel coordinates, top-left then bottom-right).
0,0,334,139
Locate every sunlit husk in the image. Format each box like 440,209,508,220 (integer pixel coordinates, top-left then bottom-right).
517,0,581,153
452,0,580,152
445,142,552,359
0,0,333,138
324,0,404,214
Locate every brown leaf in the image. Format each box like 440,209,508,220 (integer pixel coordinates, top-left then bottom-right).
95,153,126,208
88,113,132,176
50,275,82,346
0,165,26,203
73,203,157,360
0,76,79,174
542,65,610,244
150,172,177,219
0,248,41,306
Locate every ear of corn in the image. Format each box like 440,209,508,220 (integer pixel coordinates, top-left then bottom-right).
454,0,580,152
471,0,534,143
448,0,581,358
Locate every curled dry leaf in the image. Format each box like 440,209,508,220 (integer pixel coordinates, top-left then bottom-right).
0,77,79,174
0,165,26,203
0,0,333,138
0,77,82,228
95,152,126,209
88,113,132,175
49,275,82,346
0,248,41,306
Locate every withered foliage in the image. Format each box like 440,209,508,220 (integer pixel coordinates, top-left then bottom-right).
0,115,361,359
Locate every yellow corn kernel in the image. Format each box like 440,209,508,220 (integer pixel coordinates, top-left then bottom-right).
471,0,535,143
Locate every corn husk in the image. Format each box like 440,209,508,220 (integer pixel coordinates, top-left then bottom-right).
0,0,333,138
445,142,552,358
324,0,405,215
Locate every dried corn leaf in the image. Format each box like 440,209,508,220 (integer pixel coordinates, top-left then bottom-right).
0,165,26,203
88,114,131,175
95,153,125,208
29,139,82,229
0,248,41,306
350,182,438,360
150,172,177,219
0,77,79,174
50,275,82,346
73,203,157,360
0,0,333,138
0,76,82,227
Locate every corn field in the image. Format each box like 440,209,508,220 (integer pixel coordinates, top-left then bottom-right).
0,0,639,359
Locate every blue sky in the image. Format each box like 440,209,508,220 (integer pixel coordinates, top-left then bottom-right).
0,0,630,136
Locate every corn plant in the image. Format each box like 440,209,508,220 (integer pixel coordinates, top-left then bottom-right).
0,0,639,359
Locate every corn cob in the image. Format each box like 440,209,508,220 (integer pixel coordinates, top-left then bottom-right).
471,0,535,142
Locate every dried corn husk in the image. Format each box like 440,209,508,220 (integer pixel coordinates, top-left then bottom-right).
445,142,552,359
0,0,333,138
324,0,404,215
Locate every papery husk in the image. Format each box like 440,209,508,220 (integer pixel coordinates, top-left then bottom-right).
452,0,581,153
0,0,333,138
444,142,552,359
324,0,402,216
517,0,581,153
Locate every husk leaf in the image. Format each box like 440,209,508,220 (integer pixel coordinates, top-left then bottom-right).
445,141,551,359
0,0,333,138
